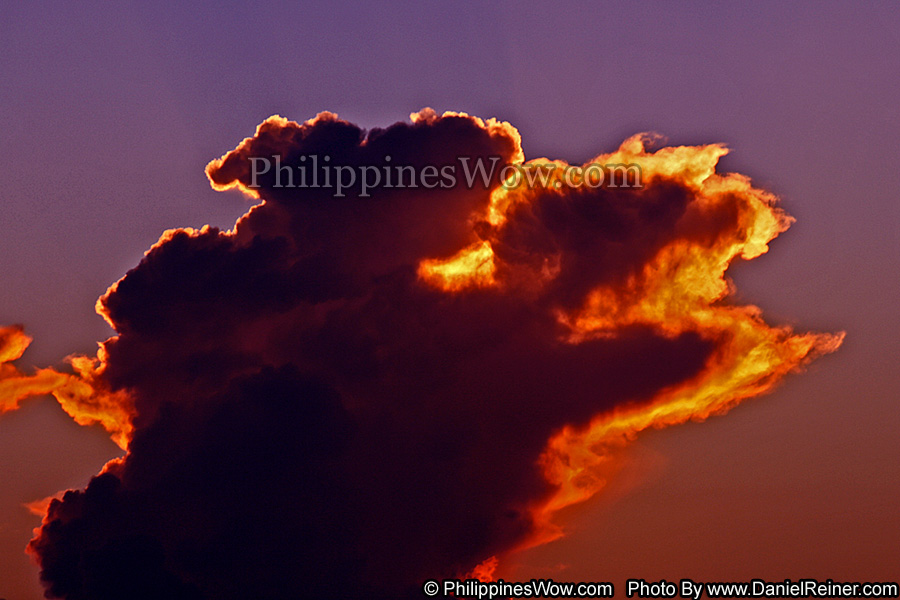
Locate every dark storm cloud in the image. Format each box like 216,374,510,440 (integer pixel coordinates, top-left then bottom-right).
26,110,757,600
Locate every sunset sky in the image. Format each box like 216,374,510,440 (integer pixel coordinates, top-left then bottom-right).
1,2,898,599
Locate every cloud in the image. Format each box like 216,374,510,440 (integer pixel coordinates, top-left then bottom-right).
13,110,840,599
0,326,131,447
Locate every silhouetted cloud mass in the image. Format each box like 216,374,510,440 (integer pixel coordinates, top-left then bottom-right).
22,110,841,599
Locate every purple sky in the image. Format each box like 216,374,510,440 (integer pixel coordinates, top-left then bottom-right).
1,2,898,597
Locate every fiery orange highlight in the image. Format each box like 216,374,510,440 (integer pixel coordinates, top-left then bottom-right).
418,240,497,291
532,138,843,537
0,325,133,450
418,133,844,551
465,556,500,582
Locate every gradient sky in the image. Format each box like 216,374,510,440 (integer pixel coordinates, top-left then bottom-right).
1,1,898,598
